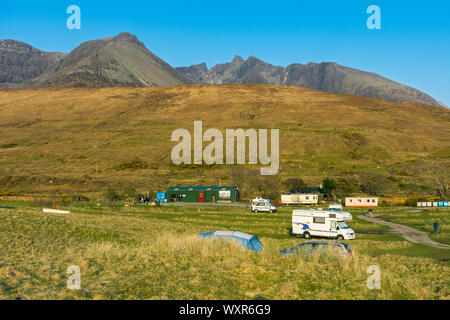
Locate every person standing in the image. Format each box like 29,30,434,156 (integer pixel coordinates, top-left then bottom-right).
433,221,439,234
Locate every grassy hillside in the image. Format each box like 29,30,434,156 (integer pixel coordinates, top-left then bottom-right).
0,84,449,197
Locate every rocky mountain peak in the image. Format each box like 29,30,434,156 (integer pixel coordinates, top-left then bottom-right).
112,32,145,48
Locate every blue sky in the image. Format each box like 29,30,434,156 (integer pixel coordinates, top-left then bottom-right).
1,0,449,105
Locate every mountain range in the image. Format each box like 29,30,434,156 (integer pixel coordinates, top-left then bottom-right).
176,56,441,106
0,33,189,88
0,32,442,106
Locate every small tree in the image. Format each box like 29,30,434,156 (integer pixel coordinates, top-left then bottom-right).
104,187,121,202
230,167,281,201
257,175,281,201
322,178,336,200
283,177,307,193
123,186,138,201
436,176,450,199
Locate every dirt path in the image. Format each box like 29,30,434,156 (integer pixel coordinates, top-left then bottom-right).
358,214,450,249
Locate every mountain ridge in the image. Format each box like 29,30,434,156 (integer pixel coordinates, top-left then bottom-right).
176,57,440,106
1,32,190,88
33,32,191,87
0,39,65,87
0,32,441,106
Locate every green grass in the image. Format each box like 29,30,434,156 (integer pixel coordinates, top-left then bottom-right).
0,202,449,299
379,207,450,245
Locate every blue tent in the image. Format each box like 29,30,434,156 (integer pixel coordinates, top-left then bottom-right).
197,230,264,253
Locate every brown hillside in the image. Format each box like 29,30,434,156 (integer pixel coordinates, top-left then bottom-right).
0,84,449,197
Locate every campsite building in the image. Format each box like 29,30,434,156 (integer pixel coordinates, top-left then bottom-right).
281,193,319,205
417,201,449,208
166,186,239,203
345,197,378,208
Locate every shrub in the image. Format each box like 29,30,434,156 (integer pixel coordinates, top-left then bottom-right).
60,194,71,203
71,194,90,202
104,188,122,202
115,157,148,170
0,143,18,149
0,190,15,196
283,177,307,193
379,200,395,207
403,197,429,207
322,178,336,200
123,186,138,200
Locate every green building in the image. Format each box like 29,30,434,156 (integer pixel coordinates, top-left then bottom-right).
166,186,239,203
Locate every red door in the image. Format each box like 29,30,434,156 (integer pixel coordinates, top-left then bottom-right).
199,192,204,203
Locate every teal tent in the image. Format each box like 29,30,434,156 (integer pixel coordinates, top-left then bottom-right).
197,230,263,253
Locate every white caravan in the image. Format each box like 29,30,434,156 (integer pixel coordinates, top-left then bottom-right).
292,209,355,240
281,194,318,205
251,197,277,213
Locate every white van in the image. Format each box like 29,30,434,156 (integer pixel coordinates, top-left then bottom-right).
292,209,355,240
251,197,277,213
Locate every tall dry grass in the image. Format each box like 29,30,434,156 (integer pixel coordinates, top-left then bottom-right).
1,206,448,300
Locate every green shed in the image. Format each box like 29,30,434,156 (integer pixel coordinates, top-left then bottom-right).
167,186,239,203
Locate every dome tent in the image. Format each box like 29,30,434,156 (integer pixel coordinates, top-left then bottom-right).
197,230,263,253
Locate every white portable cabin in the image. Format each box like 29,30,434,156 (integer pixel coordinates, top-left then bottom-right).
292,209,355,240
345,197,378,208
281,194,318,205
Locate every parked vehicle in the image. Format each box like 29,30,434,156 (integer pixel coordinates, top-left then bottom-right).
138,194,150,204
251,197,277,213
280,240,352,258
291,208,355,240
328,204,343,212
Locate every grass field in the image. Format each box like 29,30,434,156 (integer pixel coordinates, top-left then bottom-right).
1,202,448,300
381,208,450,245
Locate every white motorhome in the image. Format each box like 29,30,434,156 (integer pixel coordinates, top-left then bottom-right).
292,209,355,240
251,197,277,213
